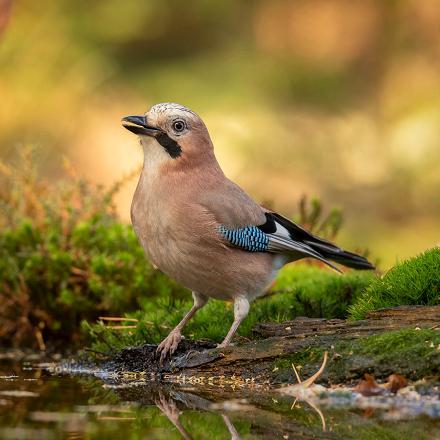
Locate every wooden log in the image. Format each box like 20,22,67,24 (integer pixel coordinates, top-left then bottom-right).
172,305,440,371
99,305,440,385
253,305,440,339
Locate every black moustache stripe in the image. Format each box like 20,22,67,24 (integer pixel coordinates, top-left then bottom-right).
156,133,182,159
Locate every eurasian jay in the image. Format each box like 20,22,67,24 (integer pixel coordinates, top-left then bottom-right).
122,103,374,361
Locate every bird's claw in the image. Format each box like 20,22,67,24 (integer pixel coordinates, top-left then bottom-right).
155,392,180,424
156,330,182,364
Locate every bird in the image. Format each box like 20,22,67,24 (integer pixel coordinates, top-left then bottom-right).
121,102,374,362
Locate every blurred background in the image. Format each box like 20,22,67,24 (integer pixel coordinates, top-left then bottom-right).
0,0,438,269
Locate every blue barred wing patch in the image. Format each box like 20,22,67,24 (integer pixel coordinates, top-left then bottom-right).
218,225,269,252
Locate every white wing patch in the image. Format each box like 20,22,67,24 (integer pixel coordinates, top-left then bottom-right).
265,219,342,273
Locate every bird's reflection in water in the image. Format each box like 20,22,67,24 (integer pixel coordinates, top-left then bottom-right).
155,390,242,440
105,378,331,440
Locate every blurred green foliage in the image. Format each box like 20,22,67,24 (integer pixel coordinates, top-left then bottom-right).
0,149,186,348
296,195,342,240
349,247,440,320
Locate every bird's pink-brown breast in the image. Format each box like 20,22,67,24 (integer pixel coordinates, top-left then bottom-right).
131,164,276,301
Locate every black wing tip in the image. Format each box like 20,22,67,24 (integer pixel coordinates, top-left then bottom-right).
307,242,375,270
346,261,375,270
332,252,376,270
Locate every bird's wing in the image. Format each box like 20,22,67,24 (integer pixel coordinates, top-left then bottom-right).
198,179,340,271
199,179,374,271
198,178,267,228
217,211,342,272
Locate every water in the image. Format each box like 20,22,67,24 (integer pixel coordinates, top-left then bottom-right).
1,353,440,440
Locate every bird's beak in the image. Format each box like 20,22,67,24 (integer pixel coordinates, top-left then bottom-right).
121,115,162,137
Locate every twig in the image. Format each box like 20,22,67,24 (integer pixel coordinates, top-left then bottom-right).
306,399,326,432
35,327,46,351
301,351,328,388
99,317,138,322
97,416,136,421
104,325,137,330
291,363,302,384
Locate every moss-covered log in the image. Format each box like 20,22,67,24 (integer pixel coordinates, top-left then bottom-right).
253,304,440,338
100,305,440,386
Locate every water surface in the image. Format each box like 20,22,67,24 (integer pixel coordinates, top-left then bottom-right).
1,353,439,439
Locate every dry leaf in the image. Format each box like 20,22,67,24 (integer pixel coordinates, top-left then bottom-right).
354,374,384,396
385,374,408,393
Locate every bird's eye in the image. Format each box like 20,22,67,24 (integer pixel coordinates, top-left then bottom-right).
172,120,186,133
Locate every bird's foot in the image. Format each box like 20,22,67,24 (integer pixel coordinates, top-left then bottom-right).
155,392,180,425
157,330,182,364
216,341,232,349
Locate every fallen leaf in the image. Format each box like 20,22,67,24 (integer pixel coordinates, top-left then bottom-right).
354,374,384,396
385,374,408,393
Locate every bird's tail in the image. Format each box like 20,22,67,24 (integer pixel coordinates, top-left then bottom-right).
264,212,375,271
306,241,375,270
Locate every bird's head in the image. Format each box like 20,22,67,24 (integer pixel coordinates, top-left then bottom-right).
122,103,213,166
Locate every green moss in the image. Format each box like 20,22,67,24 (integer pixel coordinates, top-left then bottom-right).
272,329,440,385
0,151,187,348
349,248,440,320
272,347,325,372
333,329,440,380
0,214,189,347
354,328,440,357
275,264,374,319
334,419,436,440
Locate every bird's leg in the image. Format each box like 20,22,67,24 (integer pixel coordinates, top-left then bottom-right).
157,291,207,362
221,413,241,440
217,296,250,348
155,392,193,440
